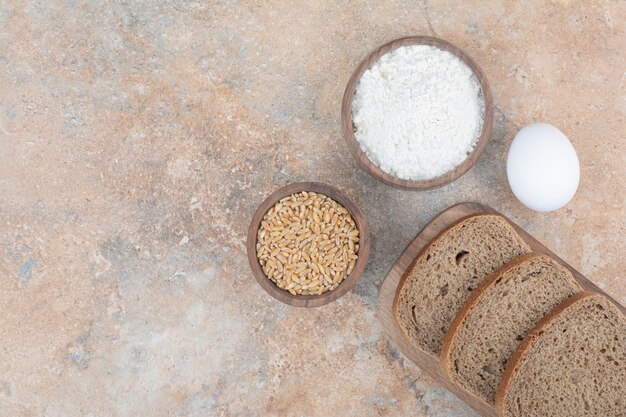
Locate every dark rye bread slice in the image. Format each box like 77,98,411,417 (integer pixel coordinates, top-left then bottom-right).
393,214,531,358
440,253,582,404
496,292,626,417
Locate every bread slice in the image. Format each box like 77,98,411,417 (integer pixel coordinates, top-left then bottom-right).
496,292,626,417
393,214,531,357
440,253,582,404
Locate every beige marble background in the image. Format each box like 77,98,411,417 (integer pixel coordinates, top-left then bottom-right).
0,1,624,416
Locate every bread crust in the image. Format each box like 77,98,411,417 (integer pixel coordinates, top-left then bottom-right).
494,291,597,416
392,214,528,331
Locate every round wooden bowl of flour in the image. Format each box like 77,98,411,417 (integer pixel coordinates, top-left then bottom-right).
342,36,494,190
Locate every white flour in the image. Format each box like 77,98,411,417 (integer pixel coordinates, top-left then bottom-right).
352,45,485,180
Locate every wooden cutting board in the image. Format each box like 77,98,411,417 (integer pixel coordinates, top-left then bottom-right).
376,202,625,417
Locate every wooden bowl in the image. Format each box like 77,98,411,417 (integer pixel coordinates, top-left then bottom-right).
246,182,370,307
341,36,494,190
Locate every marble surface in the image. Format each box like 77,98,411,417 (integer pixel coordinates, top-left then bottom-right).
1,1,624,416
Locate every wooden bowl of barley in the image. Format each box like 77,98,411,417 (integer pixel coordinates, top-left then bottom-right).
246,182,370,307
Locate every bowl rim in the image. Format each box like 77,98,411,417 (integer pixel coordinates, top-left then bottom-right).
246,182,370,307
341,35,494,190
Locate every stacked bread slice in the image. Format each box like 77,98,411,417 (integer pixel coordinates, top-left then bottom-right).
394,214,532,357
496,292,625,417
393,214,625,417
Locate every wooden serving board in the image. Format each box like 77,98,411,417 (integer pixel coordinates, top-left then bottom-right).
376,202,625,417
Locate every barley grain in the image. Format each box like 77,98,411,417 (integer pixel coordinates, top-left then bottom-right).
256,191,360,296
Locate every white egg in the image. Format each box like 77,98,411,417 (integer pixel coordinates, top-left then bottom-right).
506,123,580,212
